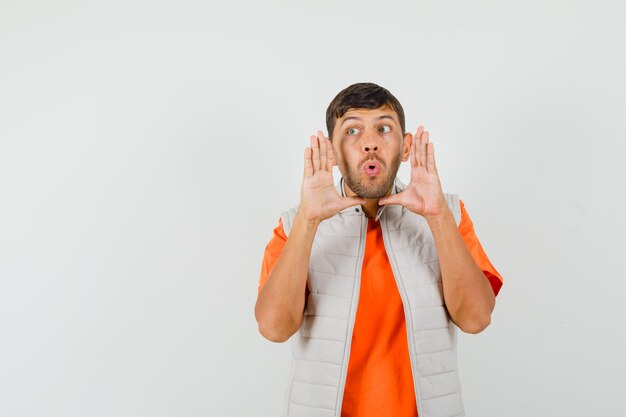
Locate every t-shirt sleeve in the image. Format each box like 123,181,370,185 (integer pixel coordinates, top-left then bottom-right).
258,218,288,294
457,199,504,296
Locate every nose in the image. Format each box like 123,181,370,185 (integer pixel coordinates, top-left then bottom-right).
361,130,380,153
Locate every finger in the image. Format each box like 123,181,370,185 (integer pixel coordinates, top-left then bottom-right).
304,147,313,178
426,142,437,174
320,131,335,168
325,136,336,168
379,193,402,206
414,126,423,167
310,135,320,172
325,133,337,167
339,196,367,210
409,137,417,168
318,130,327,171
420,131,428,168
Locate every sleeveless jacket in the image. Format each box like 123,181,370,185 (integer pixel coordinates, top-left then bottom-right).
279,176,465,417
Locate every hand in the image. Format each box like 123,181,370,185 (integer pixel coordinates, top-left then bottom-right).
379,126,448,218
297,130,366,223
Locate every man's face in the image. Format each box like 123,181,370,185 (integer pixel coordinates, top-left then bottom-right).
331,105,411,199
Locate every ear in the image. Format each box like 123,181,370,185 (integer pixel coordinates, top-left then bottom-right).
401,132,412,162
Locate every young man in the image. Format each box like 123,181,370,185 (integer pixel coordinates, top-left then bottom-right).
254,82,503,417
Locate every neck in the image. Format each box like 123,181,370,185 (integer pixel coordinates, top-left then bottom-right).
361,198,382,219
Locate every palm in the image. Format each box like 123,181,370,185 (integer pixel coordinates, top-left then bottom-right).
301,169,344,221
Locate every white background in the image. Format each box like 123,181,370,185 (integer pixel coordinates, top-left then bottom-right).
1,1,625,416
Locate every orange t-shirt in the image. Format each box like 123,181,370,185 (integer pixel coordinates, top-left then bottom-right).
258,200,503,417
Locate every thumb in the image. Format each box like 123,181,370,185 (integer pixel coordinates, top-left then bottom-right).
379,193,402,206
340,196,367,210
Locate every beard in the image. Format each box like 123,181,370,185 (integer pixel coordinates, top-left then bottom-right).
340,153,402,199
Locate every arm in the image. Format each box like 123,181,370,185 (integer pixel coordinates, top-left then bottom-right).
254,214,319,342
426,209,495,333
379,125,495,333
254,131,365,343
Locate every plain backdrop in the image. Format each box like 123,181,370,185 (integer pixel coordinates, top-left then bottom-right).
1,1,625,416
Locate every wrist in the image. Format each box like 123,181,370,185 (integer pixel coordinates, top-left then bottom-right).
424,207,453,227
295,210,322,228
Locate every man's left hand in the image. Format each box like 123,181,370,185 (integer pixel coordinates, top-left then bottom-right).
379,125,448,219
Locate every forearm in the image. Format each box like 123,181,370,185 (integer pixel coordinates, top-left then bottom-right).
254,213,318,342
426,209,495,333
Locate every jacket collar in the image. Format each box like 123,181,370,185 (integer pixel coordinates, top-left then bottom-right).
336,176,406,221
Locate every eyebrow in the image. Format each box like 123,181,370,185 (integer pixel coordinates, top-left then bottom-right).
340,114,396,127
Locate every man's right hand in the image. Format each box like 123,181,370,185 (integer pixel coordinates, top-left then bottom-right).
297,130,366,223
255,130,365,343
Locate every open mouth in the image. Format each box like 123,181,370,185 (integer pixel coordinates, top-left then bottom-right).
363,160,382,176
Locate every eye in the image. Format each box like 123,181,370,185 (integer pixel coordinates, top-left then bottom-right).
378,125,391,133
347,127,360,135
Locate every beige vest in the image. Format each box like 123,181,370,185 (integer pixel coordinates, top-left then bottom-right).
279,177,465,417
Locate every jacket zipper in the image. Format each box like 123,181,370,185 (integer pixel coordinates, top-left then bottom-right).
381,212,423,413
334,213,367,417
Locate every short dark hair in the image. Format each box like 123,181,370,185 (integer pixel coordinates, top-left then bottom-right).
325,82,406,140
